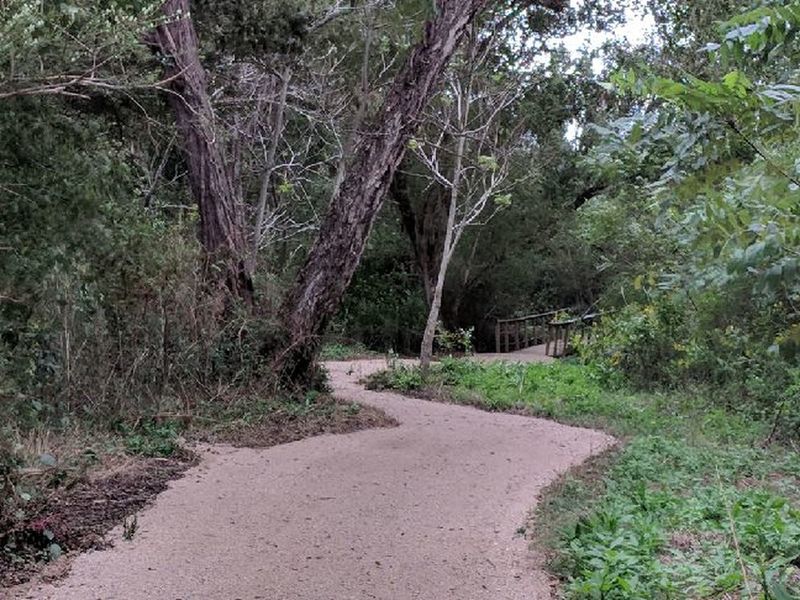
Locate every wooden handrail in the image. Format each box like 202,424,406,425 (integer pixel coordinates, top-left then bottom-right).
494,308,605,355
496,310,560,325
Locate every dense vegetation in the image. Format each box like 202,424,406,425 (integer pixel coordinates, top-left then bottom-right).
368,358,800,597
3,0,800,596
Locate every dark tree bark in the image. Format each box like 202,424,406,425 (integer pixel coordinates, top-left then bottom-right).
392,170,449,307
149,0,253,305
572,183,607,210
279,0,493,381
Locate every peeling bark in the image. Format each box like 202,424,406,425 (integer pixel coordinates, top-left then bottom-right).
149,0,253,305
279,0,493,382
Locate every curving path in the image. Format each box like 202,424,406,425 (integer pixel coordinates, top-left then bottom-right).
20,359,614,600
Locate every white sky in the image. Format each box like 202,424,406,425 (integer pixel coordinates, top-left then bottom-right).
560,6,657,74
558,5,657,141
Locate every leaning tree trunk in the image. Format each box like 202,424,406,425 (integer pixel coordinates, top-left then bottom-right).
150,0,253,306
279,0,492,382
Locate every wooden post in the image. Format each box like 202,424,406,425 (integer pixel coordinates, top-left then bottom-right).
523,318,529,348
563,324,571,356
495,321,501,353
545,323,551,356
504,323,510,353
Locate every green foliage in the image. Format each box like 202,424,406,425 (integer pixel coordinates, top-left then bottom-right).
434,323,474,355
193,0,310,57
0,0,159,97
576,301,687,388
577,0,800,439
319,341,377,361
0,430,21,537
332,215,428,354
120,421,181,457
717,1,800,60
366,363,424,393
558,437,800,599
372,358,800,598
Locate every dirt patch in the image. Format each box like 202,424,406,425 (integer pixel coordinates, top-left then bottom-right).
1,452,195,588
189,397,398,448
2,398,396,591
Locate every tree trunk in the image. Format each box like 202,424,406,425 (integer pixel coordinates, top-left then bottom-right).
420,127,466,370
419,243,454,370
392,170,448,307
150,0,253,305
279,0,491,382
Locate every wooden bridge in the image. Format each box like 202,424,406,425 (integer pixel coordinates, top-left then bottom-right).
494,309,603,357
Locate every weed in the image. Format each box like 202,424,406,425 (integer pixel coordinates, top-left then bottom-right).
319,342,376,361
370,358,800,598
120,421,180,458
122,515,138,541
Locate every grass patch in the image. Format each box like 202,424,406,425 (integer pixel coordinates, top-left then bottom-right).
365,358,800,598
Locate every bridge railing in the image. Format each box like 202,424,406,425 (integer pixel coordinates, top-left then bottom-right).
495,309,605,356
543,312,603,357
494,310,560,353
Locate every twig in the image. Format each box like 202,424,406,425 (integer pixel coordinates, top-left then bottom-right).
726,118,800,188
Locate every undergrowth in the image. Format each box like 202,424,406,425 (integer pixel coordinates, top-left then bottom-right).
365,358,800,598
0,373,382,584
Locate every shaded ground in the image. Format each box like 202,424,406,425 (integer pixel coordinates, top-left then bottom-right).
189,395,397,448
15,359,613,600
2,396,395,591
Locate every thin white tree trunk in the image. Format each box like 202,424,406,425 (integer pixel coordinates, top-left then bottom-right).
419,239,453,369
420,129,466,370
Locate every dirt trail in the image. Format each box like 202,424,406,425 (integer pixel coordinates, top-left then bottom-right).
19,359,614,600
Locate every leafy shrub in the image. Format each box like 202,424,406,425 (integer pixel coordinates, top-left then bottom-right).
559,436,800,599
576,300,687,389
577,296,800,436
0,430,21,537
434,324,474,355
366,364,424,392
319,341,375,361
120,421,181,458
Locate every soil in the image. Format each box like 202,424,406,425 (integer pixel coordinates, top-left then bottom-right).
189,396,397,448
2,396,396,592
0,454,196,588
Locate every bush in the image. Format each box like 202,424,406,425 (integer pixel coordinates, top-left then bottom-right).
577,300,687,389
0,430,20,537
434,324,474,355
577,296,800,436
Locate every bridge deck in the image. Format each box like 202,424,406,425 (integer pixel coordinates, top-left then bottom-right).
475,343,555,364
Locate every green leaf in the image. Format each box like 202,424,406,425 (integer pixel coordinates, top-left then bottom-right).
493,193,512,208
478,155,499,171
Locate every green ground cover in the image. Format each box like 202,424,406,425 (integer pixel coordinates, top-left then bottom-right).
366,358,800,599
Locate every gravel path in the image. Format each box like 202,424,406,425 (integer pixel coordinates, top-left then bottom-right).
21,359,614,600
